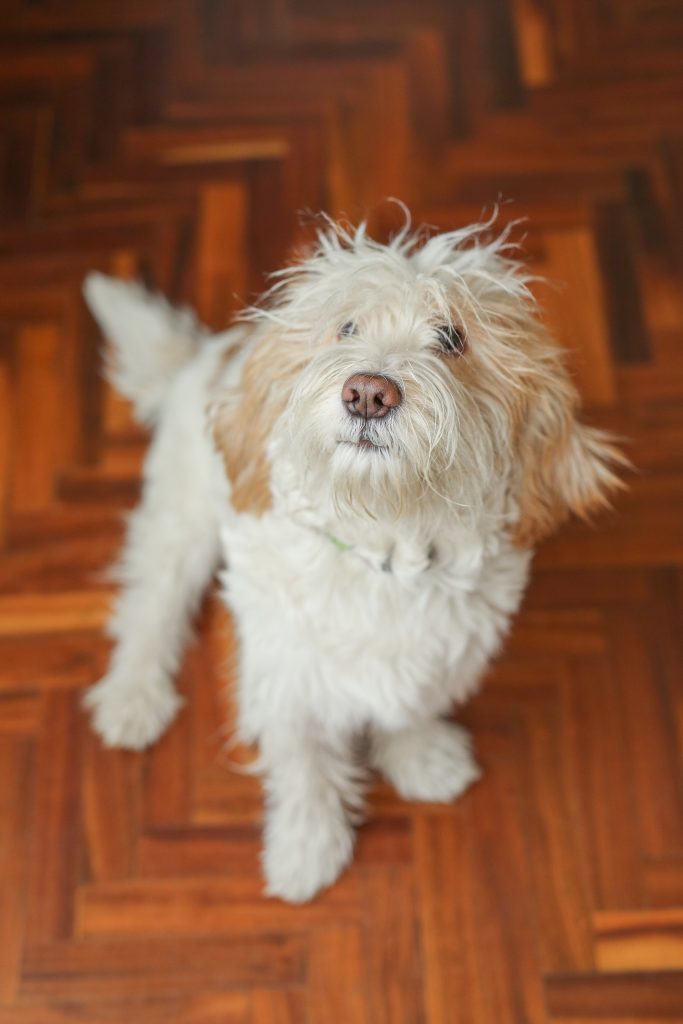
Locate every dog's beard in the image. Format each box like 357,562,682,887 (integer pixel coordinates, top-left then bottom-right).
328,434,418,520
277,355,500,524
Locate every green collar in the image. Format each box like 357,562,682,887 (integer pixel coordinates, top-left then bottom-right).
321,531,437,575
324,532,354,554
323,531,394,573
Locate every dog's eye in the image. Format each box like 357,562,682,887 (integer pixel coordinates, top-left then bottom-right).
435,323,467,357
339,321,357,337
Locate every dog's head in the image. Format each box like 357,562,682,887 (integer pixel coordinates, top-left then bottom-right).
212,217,625,545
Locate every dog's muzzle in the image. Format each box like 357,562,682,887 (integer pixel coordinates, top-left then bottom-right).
341,373,402,420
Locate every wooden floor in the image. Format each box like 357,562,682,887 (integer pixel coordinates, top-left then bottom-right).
2,1,683,1021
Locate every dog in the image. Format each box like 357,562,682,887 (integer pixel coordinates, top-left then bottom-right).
83,215,624,903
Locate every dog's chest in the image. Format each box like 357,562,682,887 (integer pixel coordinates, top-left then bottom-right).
220,513,531,730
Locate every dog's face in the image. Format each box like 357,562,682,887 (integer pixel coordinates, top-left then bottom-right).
213,220,624,544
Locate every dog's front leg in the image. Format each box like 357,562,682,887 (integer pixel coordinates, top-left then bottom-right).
371,718,481,803
84,416,221,749
259,728,363,903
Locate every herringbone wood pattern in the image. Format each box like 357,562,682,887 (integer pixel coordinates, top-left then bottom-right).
1,1,683,1021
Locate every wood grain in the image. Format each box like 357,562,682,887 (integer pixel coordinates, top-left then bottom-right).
1,1,682,1019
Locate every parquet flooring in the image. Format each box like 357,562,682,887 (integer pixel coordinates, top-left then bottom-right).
1,1,683,1021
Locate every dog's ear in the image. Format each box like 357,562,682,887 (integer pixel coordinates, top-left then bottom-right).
209,330,305,516
510,374,626,548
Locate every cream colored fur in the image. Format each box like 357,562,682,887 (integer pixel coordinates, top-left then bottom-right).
83,216,625,902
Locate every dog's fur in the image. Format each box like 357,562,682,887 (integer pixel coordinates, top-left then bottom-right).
83,216,625,903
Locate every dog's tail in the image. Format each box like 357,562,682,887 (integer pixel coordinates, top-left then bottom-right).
83,273,207,425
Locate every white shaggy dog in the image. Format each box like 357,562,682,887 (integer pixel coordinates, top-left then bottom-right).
83,216,623,903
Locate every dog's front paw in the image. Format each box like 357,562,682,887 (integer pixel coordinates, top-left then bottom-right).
262,802,355,904
83,672,183,750
373,720,481,803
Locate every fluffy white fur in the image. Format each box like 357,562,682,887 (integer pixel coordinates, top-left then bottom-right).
83,216,624,903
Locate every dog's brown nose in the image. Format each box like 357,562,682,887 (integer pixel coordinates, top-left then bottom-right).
342,374,402,419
